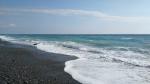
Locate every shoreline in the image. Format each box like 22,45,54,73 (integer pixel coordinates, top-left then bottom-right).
0,39,81,84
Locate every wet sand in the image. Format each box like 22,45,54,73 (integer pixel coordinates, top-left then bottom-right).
0,39,81,84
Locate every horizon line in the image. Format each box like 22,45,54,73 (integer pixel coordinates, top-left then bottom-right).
1,33,150,35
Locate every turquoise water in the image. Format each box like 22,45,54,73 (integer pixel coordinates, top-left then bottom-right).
3,34,150,47
0,34,150,84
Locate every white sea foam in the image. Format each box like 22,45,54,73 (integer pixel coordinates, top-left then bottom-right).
121,37,133,40
35,41,150,84
0,35,40,46
1,35,150,84
0,35,16,41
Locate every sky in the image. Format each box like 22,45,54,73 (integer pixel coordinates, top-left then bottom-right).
0,0,150,34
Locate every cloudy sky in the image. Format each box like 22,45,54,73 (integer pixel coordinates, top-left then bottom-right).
0,0,150,34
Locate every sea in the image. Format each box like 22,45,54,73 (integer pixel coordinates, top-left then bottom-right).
0,34,150,84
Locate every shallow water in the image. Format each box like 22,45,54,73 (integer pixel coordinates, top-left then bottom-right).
0,34,150,84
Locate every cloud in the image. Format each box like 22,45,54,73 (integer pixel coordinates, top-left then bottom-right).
0,23,16,28
9,23,16,27
0,8,150,22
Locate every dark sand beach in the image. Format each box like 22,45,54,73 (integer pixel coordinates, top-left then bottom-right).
0,39,81,84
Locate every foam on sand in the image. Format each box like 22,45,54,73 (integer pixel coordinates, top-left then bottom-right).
35,41,150,84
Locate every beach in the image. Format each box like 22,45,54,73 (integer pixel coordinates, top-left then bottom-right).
0,35,150,84
0,39,81,84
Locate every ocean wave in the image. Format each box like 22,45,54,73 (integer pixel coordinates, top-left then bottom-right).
35,40,150,84
121,37,133,40
65,58,150,84
0,35,16,41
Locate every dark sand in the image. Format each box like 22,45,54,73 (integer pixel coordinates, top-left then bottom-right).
0,39,81,84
